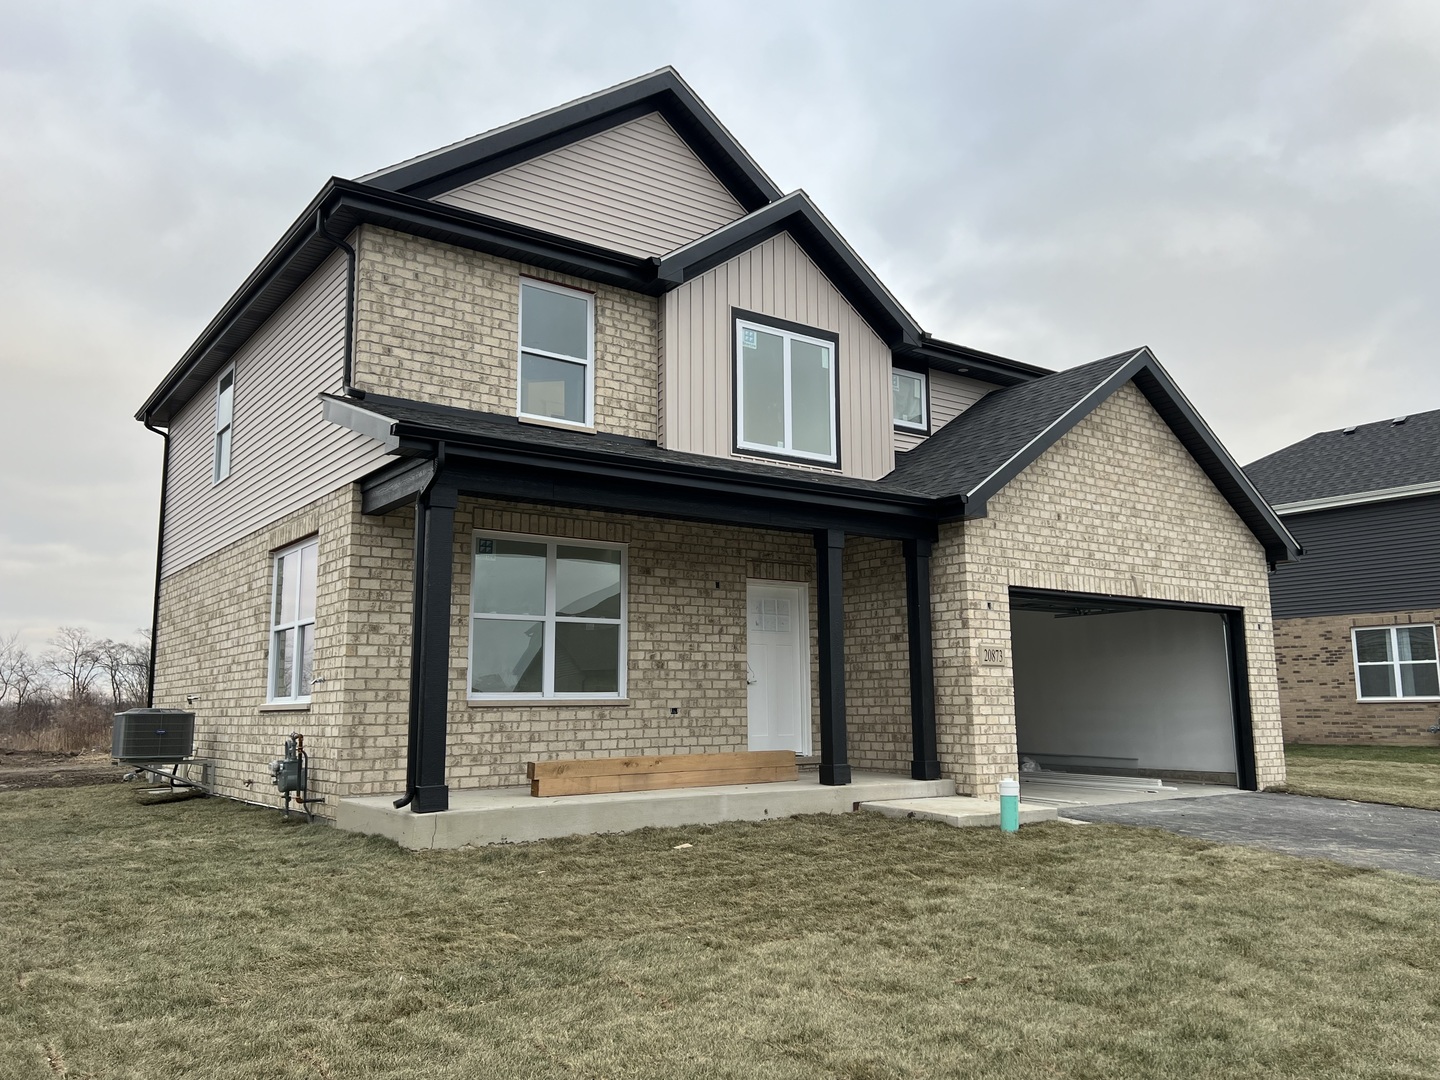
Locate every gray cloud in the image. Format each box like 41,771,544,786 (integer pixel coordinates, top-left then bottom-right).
2,0,1436,650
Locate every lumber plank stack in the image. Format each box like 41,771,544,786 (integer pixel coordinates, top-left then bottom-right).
527,750,797,797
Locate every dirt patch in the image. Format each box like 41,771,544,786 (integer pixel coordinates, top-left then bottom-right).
0,749,128,792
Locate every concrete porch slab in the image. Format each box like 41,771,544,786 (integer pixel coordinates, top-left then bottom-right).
860,796,1057,828
337,770,955,850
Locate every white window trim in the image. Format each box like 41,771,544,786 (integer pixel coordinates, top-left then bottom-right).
734,317,839,465
516,278,595,429
212,364,235,485
892,367,928,432
268,537,318,704
1351,624,1440,702
468,529,628,702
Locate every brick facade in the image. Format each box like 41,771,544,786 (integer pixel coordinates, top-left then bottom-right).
931,382,1286,797
351,225,660,442
1274,610,1440,744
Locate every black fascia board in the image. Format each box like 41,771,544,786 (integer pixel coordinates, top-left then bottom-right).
136,178,656,426
364,69,782,212
897,338,1052,388
655,193,925,350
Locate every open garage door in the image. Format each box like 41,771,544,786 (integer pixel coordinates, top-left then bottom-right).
1010,588,1256,790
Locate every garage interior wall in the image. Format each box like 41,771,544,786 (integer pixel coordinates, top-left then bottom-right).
1011,608,1239,775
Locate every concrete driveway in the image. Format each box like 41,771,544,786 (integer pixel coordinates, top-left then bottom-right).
1063,792,1440,880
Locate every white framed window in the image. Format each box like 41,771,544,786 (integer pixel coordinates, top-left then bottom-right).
469,531,626,700
1353,625,1440,701
735,314,839,465
518,279,594,427
269,538,318,703
892,368,928,432
213,365,235,484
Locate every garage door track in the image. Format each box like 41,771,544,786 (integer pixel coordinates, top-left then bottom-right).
1063,792,1440,879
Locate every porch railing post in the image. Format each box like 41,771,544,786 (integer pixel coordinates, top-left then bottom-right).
411,482,457,813
814,528,850,786
904,537,941,780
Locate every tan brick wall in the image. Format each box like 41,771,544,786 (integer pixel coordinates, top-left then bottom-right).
153,488,359,816
932,382,1286,797
351,226,660,441
843,537,912,773
1274,610,1440,744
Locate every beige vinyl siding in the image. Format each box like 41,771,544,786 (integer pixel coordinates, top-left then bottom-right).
893,369,998,452
161,251,392,577
433,112,747,257
661,231,895,481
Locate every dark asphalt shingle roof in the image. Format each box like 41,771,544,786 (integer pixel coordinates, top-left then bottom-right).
1245,407,1440,505
884,350,1141,497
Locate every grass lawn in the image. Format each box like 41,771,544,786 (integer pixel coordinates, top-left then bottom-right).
1282,743,1440,811
4,787,1440,1079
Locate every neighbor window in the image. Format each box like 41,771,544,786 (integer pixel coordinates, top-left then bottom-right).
892,368,927,432
469,532,626,699
735,315,838,464
213,365,235,483
518,279,593,426
269,538,318,703
1353,625,1440,700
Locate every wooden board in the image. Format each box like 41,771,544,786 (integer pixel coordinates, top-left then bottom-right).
527,751,798,797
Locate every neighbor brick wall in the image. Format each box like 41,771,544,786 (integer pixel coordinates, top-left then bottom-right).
1274,610,1440,744
931,382,1286,797
351,226,660,441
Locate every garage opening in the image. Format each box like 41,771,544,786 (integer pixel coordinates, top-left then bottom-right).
1009,588,1255,791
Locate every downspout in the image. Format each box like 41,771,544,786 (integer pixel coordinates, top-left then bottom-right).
393,441,447,810
142,417,170,708
316,207,362,399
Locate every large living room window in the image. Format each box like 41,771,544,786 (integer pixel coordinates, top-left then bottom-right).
269,537,318,703
734,312,838,465
518,279,593,427
1353,625,1440,700
469,532,626,699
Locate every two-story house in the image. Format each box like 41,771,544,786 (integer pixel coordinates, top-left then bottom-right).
136,69,1299,841
1247,410,1440,743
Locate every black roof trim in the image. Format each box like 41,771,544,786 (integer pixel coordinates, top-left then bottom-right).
136,178,657,425
899,337,1051,388
655,191,925,350
361,68,783,212
886,347,1302,564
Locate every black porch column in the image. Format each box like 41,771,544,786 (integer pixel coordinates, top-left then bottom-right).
409,482,458,813
814,528,851,786
904,538,941,780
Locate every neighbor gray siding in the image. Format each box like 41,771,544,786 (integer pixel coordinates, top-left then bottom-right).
893,369,997,452
161,251,391,576
1270,494,1440,619
433,112,747,257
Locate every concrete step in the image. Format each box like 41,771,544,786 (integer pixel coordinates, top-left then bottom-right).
860,796,1057,829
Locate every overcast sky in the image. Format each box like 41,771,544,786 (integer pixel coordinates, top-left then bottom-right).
2,0,1437,653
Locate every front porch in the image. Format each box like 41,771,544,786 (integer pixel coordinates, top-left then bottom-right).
339,769,955,850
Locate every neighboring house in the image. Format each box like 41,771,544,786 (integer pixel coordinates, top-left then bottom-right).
136,68,1299,826
1247,411,1440,743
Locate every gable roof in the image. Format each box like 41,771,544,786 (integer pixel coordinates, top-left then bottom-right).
360,68,783,212
885,347,1302,564
1245,407,1440,512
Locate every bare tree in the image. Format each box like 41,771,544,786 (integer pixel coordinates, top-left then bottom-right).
94,634,150,709
0,632,26,706
42,626,101,704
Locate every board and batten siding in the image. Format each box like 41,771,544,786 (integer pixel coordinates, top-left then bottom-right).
893,369,998,452
660,231,895,481
1269,494,1440,619
161,251,392,577
433,112,747,258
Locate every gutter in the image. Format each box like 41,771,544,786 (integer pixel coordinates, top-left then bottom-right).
141,418,170,708
316,207,362,399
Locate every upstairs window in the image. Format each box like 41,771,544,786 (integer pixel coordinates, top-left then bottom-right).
213,366,235,484
269,538,318,703
892,368,928,432
1353,625,1440,700
735,314,839,465
518,280,593,427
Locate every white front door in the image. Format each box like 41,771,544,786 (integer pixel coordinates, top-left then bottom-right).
746,581,811,754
